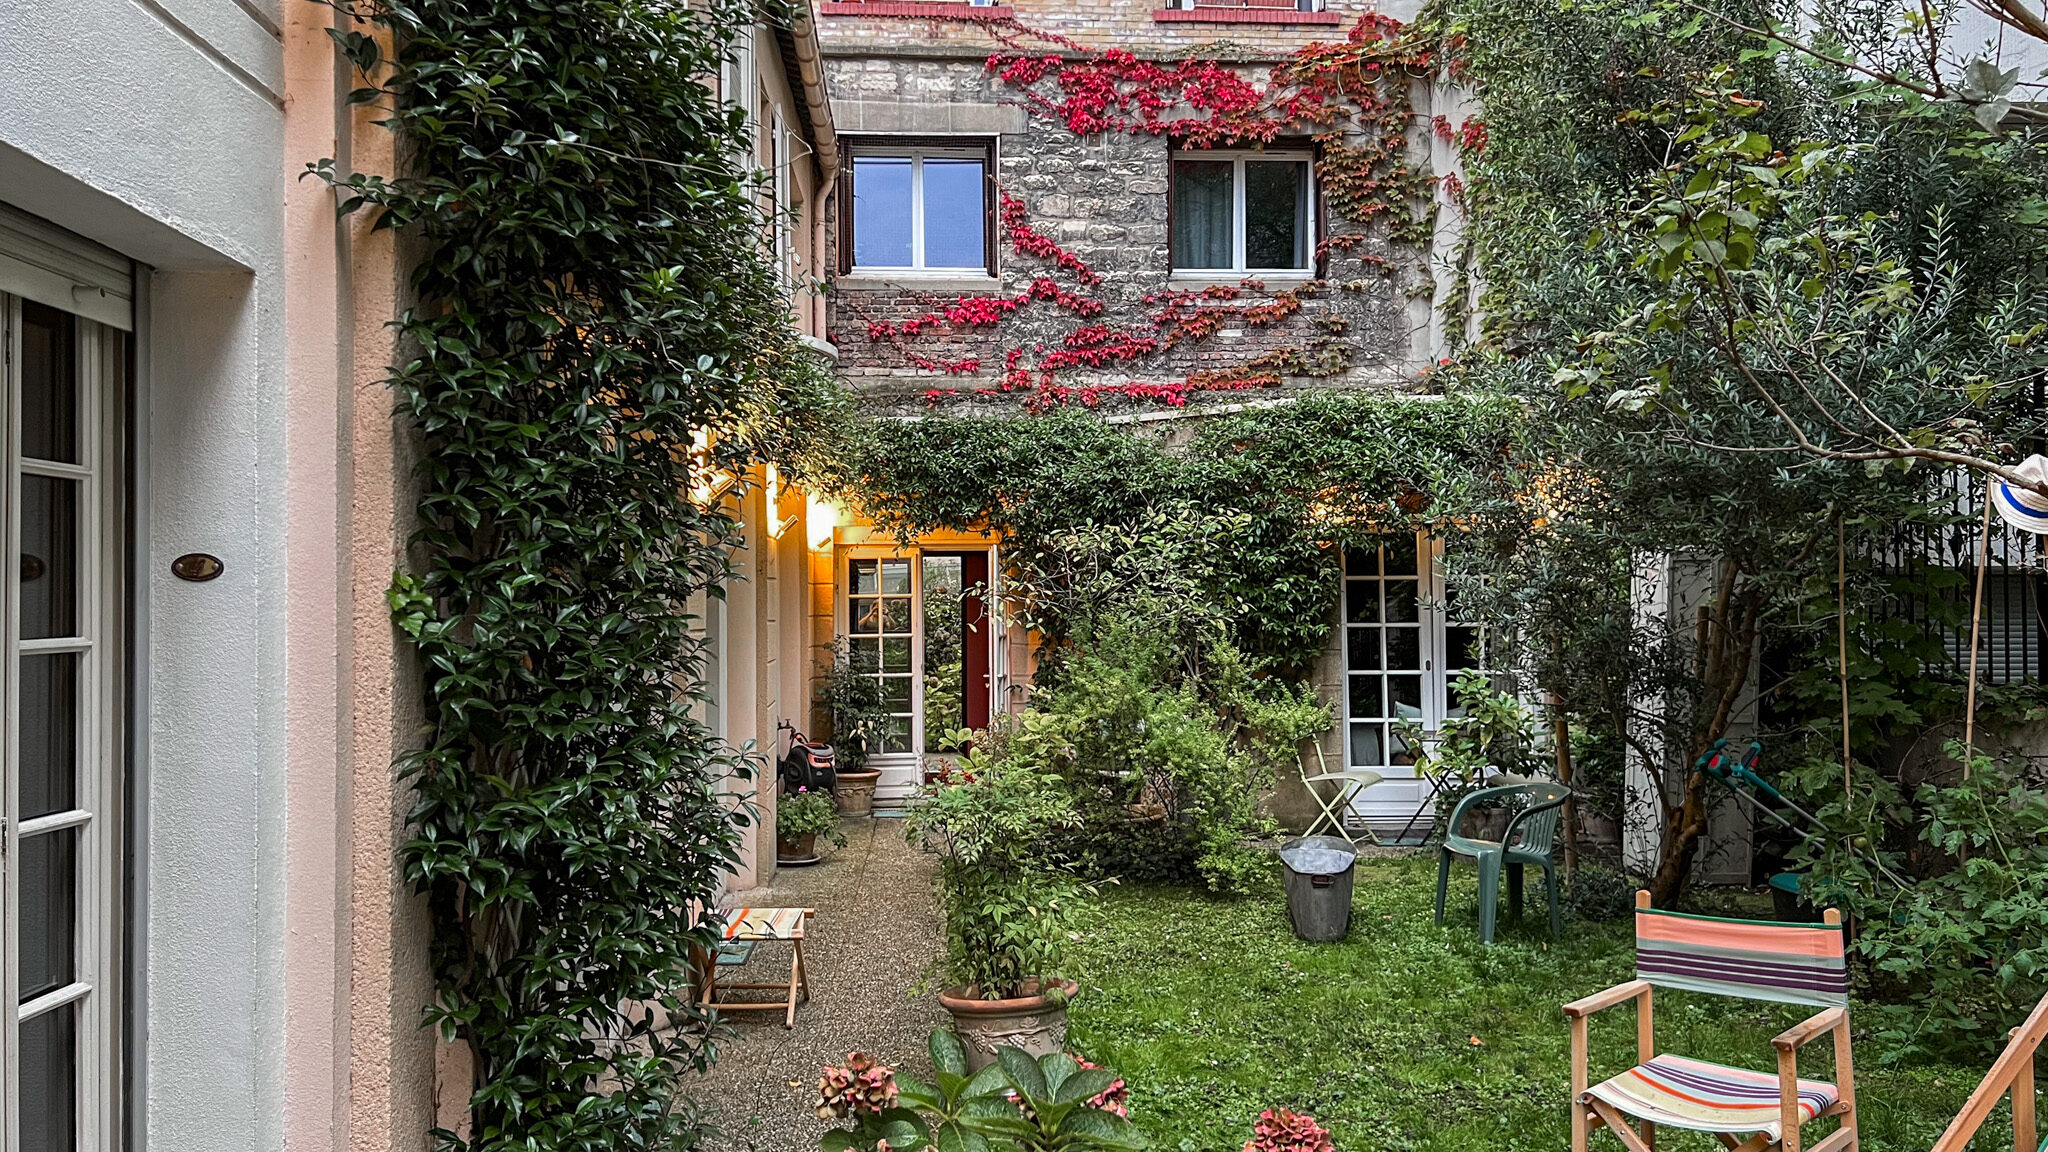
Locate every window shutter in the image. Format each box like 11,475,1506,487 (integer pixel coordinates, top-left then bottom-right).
983,140,999,277
1313,142,1331,280
835,163,853,277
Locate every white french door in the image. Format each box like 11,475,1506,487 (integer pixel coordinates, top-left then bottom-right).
1340,532,1483,839
840,549,998,804
1,294,122,1152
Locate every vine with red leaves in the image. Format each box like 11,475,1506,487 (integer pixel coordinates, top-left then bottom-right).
844,11,1471,410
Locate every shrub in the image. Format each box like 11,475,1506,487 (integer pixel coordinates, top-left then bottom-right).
778,788,847,850
906,732,1091,997
821,639,892,771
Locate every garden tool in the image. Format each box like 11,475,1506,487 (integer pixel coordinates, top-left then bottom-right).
1698,739,1910,889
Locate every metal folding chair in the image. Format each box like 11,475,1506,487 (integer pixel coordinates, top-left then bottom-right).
1301,768,1383,846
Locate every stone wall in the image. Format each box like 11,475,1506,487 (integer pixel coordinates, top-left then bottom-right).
816,5,1454,412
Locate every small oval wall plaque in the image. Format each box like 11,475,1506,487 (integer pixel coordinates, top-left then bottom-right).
171,553,224,582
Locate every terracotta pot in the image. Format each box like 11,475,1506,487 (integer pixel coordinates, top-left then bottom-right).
938,978,1078,1071
835,769,881,816
776,833,817,862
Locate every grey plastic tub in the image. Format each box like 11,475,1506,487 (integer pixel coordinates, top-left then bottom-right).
1278,835,1357,942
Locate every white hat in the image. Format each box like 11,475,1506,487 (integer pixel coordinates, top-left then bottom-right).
1993,454,2048,535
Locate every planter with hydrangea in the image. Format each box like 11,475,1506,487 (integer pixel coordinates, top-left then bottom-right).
778,787,846,865
814,1031,1140,1152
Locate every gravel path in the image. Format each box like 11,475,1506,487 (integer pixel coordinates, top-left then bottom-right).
691,816,948,1152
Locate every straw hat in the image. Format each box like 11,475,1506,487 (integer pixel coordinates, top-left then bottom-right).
1992,454,2048,535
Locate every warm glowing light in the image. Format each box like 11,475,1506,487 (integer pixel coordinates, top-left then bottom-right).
806,493,839,551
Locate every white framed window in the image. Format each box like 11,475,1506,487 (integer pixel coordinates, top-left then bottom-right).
1170,150,1314,274
847,141,992,275
3,292,124,1152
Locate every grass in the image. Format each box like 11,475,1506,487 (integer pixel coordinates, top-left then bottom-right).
1062,855,2006,1152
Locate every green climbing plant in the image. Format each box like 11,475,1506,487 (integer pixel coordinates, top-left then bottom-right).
313,0,838,1146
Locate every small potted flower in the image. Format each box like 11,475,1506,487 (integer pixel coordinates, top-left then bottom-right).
777,787,846,865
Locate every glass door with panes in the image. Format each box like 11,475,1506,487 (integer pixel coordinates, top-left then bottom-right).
841,551,994,804
1340,533,1482,842
2,296,120,1152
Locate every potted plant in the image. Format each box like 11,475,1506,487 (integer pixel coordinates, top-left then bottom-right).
814,1031,1141,1152
777,787,846,865
905,728,1091,1070
822,639,891,815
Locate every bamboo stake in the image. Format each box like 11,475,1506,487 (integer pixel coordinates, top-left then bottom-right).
1962,482,1995,777
1837,515,1852,796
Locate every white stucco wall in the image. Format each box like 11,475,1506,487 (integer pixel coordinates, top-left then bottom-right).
3,2,294,1150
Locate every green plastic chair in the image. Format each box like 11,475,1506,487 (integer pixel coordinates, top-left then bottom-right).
1434,782,1571,944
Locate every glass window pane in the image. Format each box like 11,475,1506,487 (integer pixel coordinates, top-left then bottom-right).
1384,534,1418,575
1384,580,1418,623
850,559,879,596
882,597,913,633
21,999,77,1152
1348,723,1383,767
849,598,879,634
21,653,79,820
848,638,882,671
923,159,987,270
881,675,912,709
1244,160,1308,270
1390,726,1417,767
1342,545,1378,576
1171,160,1234,270
22,300,80,465
1347,675,1383,720
1344,581,1380,624
884,715,914,753
22,474,79,640
882,636,912,672
1446,625,1480,671
879,559,911,594
1345,627,1380,671
21,827,78,1000
1389,674,1423,718
853,157,914,267
1386,627,1421,670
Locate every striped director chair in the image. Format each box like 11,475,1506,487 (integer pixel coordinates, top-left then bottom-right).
1564,891,1856,1152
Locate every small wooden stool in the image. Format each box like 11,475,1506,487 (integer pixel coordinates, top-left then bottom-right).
699,907,813,1027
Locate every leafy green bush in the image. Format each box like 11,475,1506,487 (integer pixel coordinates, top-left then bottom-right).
822,639,892,770
1396,670,1538,838
815,1032,1142,1152
906,731,1092,997
1789,744,2048,1059
778,789,846,849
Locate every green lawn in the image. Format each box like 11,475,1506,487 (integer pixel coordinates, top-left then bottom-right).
1062,855,2003,1152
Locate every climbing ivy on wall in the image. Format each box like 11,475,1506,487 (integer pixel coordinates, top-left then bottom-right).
811,392,1525,672
314,0,829,1147
847,11,1477,410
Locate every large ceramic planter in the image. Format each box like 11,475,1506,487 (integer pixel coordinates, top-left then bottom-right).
835,769,881,816
776,833,819,866
939,979,1078,1071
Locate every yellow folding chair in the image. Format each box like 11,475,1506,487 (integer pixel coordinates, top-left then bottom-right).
1301,768,1383,846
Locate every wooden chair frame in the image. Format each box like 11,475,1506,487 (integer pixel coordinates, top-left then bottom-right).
696,907,814,1028
1563,892,1858,1152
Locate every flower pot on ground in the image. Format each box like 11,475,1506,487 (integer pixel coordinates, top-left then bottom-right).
936,978,1079,1071
778,787,845,865
905,721,1093,1070
835,768,882,816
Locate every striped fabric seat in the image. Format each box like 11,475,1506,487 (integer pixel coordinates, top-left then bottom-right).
720,907,808,941
1585,1054,1839,1141
1636,908,1848,1008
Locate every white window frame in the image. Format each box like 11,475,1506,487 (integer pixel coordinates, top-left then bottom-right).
1,292,124,1152
846,143,992,276
1169,149,1316,276
1339,532,1486,774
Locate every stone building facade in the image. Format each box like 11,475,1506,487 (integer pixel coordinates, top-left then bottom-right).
813,0,1462,414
